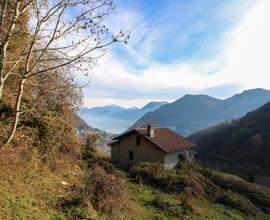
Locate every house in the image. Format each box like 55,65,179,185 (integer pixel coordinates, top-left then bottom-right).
109,125,196,169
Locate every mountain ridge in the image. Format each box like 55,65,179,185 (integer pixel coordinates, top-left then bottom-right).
129,88,270,136
83,101,169,114
79,101,168,133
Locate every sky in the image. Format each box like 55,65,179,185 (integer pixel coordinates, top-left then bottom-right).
82,0,270,108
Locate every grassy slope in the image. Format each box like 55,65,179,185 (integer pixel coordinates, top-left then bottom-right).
0,149,98,220
125,163,270,220
128,182,245,220
1,147,270,220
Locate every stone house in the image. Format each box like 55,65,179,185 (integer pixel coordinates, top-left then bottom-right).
109,125,196,169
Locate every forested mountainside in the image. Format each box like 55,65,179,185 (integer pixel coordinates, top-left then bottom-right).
190,102,270,181
130,89,270,136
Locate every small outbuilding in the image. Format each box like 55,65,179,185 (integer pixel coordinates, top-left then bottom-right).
109,125,196,169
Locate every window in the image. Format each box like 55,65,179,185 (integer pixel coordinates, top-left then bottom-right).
136,135,141,145
129,150,134,160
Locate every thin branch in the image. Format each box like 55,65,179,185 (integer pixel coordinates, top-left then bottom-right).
0,0,8,38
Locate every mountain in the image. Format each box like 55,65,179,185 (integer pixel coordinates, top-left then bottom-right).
189,101,270,184
74,114,115,147
140,101,168,112
130,89,270,136
79,101,168,133
74,113,95,132
86,105,135,116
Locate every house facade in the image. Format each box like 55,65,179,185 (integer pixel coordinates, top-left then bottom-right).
109,126,196,169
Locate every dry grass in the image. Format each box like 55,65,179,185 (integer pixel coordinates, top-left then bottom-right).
0,148,84,219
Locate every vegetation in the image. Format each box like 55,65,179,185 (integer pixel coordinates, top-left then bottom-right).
1,1,270,220
0,0,128,146
1,126,270,220
127,162,270,219
0,0,131,219
190,101,270,181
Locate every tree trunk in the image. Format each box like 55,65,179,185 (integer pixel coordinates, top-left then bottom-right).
0,44,7,102
0,78,4,101
4,78,25,146
0,45,7,102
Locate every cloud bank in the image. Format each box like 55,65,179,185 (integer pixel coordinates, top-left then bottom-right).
83,0,270,108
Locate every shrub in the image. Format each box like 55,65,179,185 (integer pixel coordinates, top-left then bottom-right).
129,162,165,184
201,168,270,213
179,195,194,214
84,165,130,217
65,207,91,220
85,156,115,173
128,163,205,195
215,192,258,216
82,133,102,159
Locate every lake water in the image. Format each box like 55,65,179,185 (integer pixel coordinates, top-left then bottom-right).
80,114,134,134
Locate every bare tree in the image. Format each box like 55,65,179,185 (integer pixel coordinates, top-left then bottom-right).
0,0,128,146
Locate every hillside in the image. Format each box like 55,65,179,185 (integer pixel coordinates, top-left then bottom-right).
190,101,270,181
130,89,270,136
79,101,168,133
1,1,270,219
125,162,270,219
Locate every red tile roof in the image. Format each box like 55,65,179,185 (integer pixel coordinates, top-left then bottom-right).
111,128,196,153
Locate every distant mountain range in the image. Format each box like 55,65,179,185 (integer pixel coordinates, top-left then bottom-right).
130,88,270,136
79,101,168,133
189,101,270,183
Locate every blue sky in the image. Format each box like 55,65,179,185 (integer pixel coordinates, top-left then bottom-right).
82,0,270,108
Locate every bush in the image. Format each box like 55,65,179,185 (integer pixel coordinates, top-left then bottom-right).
201,168,270,213
129,162,165,184
215,192,259,215
179,195,194,214
84,165,130,217
85,156,115,173
128,163,205,195
65,207,92,220
82,133,102,159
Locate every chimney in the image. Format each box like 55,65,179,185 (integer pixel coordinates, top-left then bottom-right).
147,125,154,137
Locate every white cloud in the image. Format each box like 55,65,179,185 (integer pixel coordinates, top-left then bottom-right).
83,0,270,107
219,0,270,88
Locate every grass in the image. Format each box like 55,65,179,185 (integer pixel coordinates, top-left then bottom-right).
0,166,62,219
0,162,264,220
126,163,270,220
1,147,270,220
127,182,247,220
0,149,98,220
